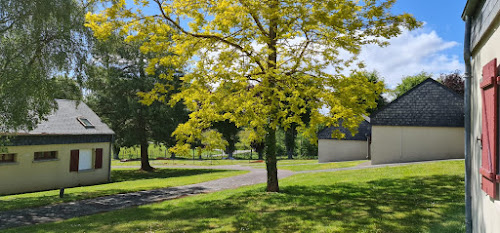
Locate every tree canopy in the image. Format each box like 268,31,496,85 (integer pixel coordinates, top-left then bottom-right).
393,72,432,97
439,71,464,95
86,35,189,171
0,0,91,132
87,0,419,191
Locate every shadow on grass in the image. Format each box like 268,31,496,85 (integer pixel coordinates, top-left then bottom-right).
34,175,464,233
0,168,234,212
111,168,232,182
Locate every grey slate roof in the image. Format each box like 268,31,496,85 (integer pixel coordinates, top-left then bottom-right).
318,120,371,141
14,99,114,135
371,78,464,127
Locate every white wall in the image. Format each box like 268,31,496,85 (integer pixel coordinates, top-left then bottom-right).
371,126,464,165
318,139,368,163
470,7,500,233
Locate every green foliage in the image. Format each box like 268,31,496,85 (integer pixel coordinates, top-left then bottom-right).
50,76,83,100
0,0,91,132
361,71,388,114
8,160,464,232
85,35,189,154
394,72,432,97
212,120,242,158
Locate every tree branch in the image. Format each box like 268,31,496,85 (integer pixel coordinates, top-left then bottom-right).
153,0,265,72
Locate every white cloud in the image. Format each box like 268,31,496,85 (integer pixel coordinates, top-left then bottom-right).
355,27,463,88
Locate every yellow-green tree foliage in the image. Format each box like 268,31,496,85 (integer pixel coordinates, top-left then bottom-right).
87,0,418,144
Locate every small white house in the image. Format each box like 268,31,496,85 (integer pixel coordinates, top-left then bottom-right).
370,78,464,165
0,99,114,195
317,120,371,163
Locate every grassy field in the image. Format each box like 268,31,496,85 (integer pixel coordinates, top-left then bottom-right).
8,160,465,232
113,159,366,172
118,145,221,160
0,168,246,212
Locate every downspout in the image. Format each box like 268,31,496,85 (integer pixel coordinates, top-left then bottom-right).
464,15,473,233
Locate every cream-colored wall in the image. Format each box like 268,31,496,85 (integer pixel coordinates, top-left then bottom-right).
318,139,368,163
470,10,500,233
0,142,111,195
371,126,464,165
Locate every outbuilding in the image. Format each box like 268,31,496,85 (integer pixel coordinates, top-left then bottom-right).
463,1,500,232
370,78,464,165
317,119,371,163
0,99,114,195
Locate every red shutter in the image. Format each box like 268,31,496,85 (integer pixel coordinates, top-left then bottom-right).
480,58,498,198
70,150,79,172
95,148,103,169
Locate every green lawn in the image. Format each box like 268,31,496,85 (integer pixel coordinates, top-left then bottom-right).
246,160,367,171
112,159,319,167
0,168,246,212
8,160,465,232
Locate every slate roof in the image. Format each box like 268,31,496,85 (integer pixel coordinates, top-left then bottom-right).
13,99,114,135
371,78,464,127
318,120,371,141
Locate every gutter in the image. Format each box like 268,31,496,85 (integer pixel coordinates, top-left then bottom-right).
463,15,473,233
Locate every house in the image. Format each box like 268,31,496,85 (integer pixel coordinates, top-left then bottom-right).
0,99,114,195
370,78,464,165
317,119,371,163
463,0,500,232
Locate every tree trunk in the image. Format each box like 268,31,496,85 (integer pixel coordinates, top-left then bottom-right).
113,144,120,160
265,127,279,192
170,152,176,159
258,150,264,160
285,124,296,160
140,140,154,171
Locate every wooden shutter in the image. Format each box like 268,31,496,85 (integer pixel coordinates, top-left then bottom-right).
95,148,103,169
70,150,79,172
480,58,498,198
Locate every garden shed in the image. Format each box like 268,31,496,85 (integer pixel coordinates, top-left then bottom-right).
370,78,464,165
0,99,114,195
317,119,371,163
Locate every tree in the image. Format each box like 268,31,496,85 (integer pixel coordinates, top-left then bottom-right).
439,71,464,95
0,0,91,132
362,71,388,114
86,35,189,171
212,120,241,159
393,72,431,97
87,0,419,192
51,76,83,100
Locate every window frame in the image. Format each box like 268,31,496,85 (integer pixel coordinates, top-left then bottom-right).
77,117,95,129
34,151,58,161
0,153,16,163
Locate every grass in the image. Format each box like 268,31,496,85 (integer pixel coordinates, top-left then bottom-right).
246,160,367,171
112,158,318,167
0,168,246,212
8,160,465,232
118,145,221,160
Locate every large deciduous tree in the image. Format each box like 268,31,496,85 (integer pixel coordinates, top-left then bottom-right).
86,35,189,171
86,0,418,192
0,0,91,132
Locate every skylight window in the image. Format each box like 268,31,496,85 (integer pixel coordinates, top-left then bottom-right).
77,117,95,129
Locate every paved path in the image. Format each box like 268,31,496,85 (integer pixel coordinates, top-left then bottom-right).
0,159,461,230
0,166,293,230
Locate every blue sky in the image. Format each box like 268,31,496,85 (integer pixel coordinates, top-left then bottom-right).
365,0,468,87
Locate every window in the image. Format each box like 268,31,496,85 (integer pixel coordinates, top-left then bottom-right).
0,153,15,163
70,148,104,172
77,117,95,129
34,151,57,161
78,149,92,171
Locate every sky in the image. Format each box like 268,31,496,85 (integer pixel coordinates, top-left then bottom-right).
362,0,469,88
